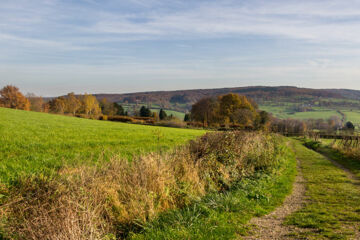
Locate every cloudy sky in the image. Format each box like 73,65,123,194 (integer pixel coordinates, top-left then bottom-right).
1,0,360,96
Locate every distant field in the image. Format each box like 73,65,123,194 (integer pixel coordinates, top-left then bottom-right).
0,108,205,184
150,108,185,119
121,103,186,119
285,110,341,120
343,110,360,126
260,104,341,120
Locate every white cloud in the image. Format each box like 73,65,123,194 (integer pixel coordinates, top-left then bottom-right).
3,0,360,45
1,0,360,94
80,0,360,43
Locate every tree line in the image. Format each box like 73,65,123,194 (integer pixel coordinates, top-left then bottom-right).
187,93,270,130
0,85,178,122
1,85,356,133
0,85,125,118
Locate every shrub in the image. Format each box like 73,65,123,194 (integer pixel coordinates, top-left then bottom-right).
186,121,204,128
304,139,321,150
155,120,187,128
100,115,108,121
107,116,134,123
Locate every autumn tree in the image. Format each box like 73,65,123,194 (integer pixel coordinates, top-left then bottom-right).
191,97,218,127
218,93,256,125
49,97,66,114
65,92,81,115
327,116,342,132
99,98,116,116
0,85,30,110
81,94,101,117
254,111,271,130
26,93,44,112
152,111,159,121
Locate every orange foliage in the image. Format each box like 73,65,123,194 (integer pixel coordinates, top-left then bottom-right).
0,85,30,110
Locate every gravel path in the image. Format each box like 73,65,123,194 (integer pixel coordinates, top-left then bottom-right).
243,160,306,240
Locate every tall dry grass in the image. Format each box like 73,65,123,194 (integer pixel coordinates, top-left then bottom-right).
0,131,283,240
329,138,360,160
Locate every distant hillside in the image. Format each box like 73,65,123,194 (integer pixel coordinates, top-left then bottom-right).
94,86,360,112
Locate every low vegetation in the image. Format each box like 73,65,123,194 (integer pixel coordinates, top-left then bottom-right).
0,108,290,239
130,142,296,239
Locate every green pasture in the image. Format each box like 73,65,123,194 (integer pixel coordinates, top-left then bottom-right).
259,104,341,120
0,107,205,184
343,110,360,126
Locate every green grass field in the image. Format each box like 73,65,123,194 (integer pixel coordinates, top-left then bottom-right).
0,107,205,184
259,104,341,120
150,108,185,119
121,103,186,120
343,110,360,126
285,110,341,120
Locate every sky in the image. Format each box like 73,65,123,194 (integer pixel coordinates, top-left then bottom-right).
1,0,360,96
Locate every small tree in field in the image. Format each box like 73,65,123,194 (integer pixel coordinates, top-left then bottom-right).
159,109,167,120
140,106,152,117
114,103,125,116
344,121,355,133
184,113,191,122
0,85,30,110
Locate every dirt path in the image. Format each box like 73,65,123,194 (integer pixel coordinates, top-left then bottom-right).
243,160,306,240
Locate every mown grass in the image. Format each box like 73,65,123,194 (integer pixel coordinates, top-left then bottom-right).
129,140,296,240
286,140,360,239
0,107,205,184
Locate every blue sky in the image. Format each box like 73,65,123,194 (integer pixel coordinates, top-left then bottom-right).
1,0,360,96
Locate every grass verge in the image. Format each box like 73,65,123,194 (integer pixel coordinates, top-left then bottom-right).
313,140,360,179
285,140,360,239
128,140,296,240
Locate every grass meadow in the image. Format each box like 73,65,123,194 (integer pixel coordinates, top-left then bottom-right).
343,110,360,127
0,107,205,184
259,104,342,120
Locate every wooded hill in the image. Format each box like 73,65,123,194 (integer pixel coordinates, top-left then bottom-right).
93,86,360,112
